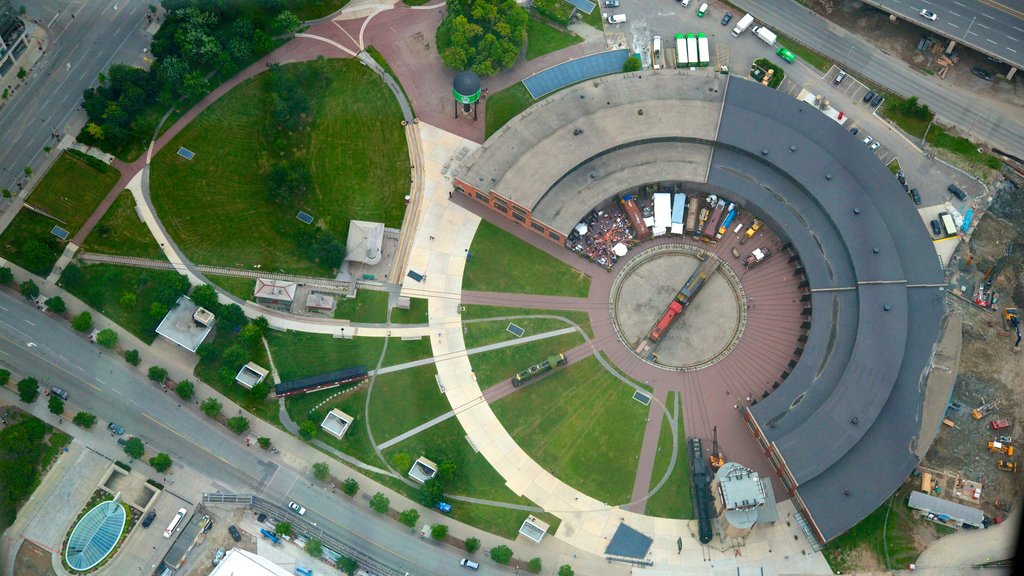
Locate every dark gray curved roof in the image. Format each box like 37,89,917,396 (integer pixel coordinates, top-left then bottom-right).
453,71,481,96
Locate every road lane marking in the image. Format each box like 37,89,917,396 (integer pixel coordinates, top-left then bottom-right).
1008,47,1018,52
96,378,107,386
142,411,235,467
0,305,6,311
23,320,34,326
949,11,960,17
1015,27,1024,33
949,23,960,28
982,13,994,20
987,38,998,44
977,23,990,29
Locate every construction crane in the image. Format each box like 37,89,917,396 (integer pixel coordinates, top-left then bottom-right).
1004,308,1021,352
973,399,999,420
709,426,725,472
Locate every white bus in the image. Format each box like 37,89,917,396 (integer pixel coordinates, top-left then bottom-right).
164,508,188,538
675,34,688,68
697,34,710,67
686,34,699,67
652,35,662,69
940,213,958,237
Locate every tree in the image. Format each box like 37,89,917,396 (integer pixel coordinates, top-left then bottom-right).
337,555,358,576
196,342,219,362
419,478,444,507
227,415,249,434
253,29,273,55
149,301,169,319
528,557,542,573
369,492,389,513
219,303,246,330
48,395,64,415
189,284,219,311
623,56,642,72
239,323,263,348
125,349,141,365
437,457,457,481
398,508,419,528
275,521,292,536
257,436,271,449
0,368,9,386
249,381,272,402
123,436,145,460
17,377,38,403
312,461,330,482
96,328,118,348
390,451,411,474
200,397,222,417
0,266,12,284
175,380,194,400
490,544,513,564
265,159,313,204
20,240,54,273
436,0,527,76
44,296,66,313
23,166,31,176
340,478,359,496
85,122,105,140
252,315,269,332
558,565,575,576
149,452,173,472
120,292,137,309
73,411,97,428
305,538,322,558
148,366,168,382
182,69,210,100
19,279,39,300
465,537,481,554
272,10,302,35
72,311,93,332
430,523,448,541
298,419,318,440
60,264,83,286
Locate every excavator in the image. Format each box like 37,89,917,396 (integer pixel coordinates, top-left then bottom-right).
1004,308,1021,352
997,460,1018,473
709,426,725,472
973,399,999,420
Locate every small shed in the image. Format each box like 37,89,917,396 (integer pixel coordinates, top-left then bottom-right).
320,408,353,440
154,296,214,353
235,362,269,389
407,456,438,484
305,292,335,313
519,515,550,544
254,279,296,308
344,220,384,265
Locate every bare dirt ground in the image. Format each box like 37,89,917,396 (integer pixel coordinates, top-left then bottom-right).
178,508,257,576
12,540,56,576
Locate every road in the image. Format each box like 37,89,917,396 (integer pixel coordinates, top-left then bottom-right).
0,0,151,193
861,0,1024,71
728,0,1024,159
0,288,501,576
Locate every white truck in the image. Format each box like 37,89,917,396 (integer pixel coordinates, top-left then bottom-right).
652,36,662,69
731,13,754,38
752,25,777,46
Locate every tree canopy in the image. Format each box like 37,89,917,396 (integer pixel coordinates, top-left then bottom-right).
436,0,527,77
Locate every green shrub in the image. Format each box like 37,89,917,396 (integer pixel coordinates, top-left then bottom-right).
312,461,330,482
528,557,542,573
558,565,575,576
48,396,64,415
124,349,140,365
305,537,322,557
17,377,39,403
369,492,389,513
148,366,167,382
399,508,419,527
227,415,249,434
257,436,271,449
73,412,97,428
200,397,222,417
123,437,144,459
341,478,359,496
275,521,292,536
71,311,93,332
430,523,448,541
623,56,642,72
149,452,172,472
175,380,194,400
96,328,118,348
44,296,66,313
20,279,39,300
465,537,481,553
490,544,513,564
0,266,12,283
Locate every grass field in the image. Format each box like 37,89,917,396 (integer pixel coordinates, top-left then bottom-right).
484,82,534,139
334,289,389,323
644,393,694,519
881,96,931,139
367,364,450,444
266,331,434,382
194,327,280,426
380,337,433,367
390,297,428,324
464,318,578,349
581,4,604,30
463,220,590,297
150,59,409,276
775,33,831,72
461,304,593,338
286,385,380,465
286,0,352,20
526,17,582,61
58,264,187,344
0,153,120,275
204,274,256,301
82,190,165,260
491,355,647,504
469,331,584,390
823,485,923,573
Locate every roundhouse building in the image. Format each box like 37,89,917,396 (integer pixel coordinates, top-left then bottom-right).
453,70,945,545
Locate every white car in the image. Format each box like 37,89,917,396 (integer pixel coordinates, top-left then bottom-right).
869,141,881,151
920,9,937,21
287,501,306,515
607,13,626,24
862,135,873,146
681,0,691,7
604,0,619,6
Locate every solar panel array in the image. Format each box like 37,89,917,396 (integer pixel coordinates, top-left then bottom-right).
523,49,631,99
51,225,70,240
176,146,195,160
296,211,314,224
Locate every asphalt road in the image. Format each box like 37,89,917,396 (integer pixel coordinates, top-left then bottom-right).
0,0,151,192
0,288,500,576
728,0,1024,159
861,0,1024,71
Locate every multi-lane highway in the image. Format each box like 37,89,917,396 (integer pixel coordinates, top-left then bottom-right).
0,0,151,193
0,288,501,575
730,0,1024,159
861,0,1024,71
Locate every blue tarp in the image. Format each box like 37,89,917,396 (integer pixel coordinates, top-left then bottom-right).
672,193,686,225
605,523,653,559
523,50,631,99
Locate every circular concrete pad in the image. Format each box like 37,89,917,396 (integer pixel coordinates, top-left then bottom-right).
611,245,744,370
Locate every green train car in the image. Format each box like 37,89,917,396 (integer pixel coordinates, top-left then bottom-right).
511,353,567,386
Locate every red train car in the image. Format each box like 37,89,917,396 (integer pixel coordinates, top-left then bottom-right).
621,195,650,240
650,301,683,341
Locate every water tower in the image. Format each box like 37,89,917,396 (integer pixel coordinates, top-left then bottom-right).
453,71,481,121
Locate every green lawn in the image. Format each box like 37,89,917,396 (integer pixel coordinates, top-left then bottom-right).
58,264,187,344
581,4,604,30
0,152,120,275
464,318,580,348
380,336,433,367
204,274,256,302
194,327,280,427
82,190,165,260
823,485,922,573
461,304,592,338
287,385,381,466
464,220,590,297
882,95,931,139
526,17,582,61
927,125,1002,170
150,59,409,276
365,45,413,116
367,364,450,443
888,157,902,176
266,331,385,382
469,331,584,390
390,297,428,324
491,355,647,504
484,82,534,139
644,393,694,519
286,0,352,20
775,33,831,72
334,289,389,323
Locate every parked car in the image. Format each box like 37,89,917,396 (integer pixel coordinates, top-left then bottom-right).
862,90,875,103
681,0,691,6
287,501,306,515
460,558,480,571
697,3,708,17
834,69,847,84
931,220,942,236
606,13,626,24
897,171,906,185
142,510,157,528
862,135,873,146
849,127,859,135
948,183,967,201
901,182,909,192
50,386,69,401
870,93,884,107
721,12,732,26
108,422,125,435
870,141,881,151
776,47,796,63
910,188,922,205
971,67,993,81
256,512,268,523
212,547,225,566
435,501,452,513
603,0,619,6
228,525,241,542
920,9,937,21
117,437,128,446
